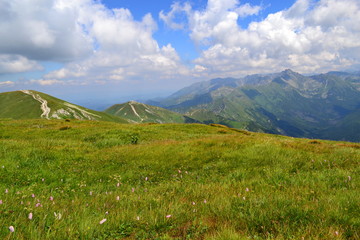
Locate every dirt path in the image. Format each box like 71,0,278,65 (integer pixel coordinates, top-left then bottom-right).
129,101,143,121
21,90,50,119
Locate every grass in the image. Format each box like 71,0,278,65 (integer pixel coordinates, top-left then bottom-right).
0,119,359,239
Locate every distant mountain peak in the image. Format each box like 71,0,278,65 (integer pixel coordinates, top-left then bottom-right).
281,69,299,75
128,100,140,104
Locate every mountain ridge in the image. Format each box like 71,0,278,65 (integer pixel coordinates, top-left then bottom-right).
0,90,128,123
1,69,360,142
104,100,198,124
148,69,360,141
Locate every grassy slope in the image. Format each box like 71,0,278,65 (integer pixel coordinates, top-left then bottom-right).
157,72,360,141
0,119,359,239
0,91,128,123
0,91,43,119
34,91,129,123
104,102,187,123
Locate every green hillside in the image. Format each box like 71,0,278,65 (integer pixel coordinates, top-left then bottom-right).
0,90,128,123
104,101,197,123
152,70,360,142
0,119,359,239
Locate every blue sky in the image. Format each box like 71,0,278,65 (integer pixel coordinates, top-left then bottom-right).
0,0,359,109
101,0,295,62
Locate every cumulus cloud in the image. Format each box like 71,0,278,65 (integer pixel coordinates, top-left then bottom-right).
162,0,360,76
37,2,189,86
3,0,360,90
160,0,262,44
0,0,93,62
0,54,42,74
29,79,64,86
0,0,190,87
159,2,192,30
0,81,14,87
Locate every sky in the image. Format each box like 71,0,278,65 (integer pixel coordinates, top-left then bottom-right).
0,0,360,109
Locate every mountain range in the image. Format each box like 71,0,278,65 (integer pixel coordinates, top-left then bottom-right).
148,69,360,142
1,69,359,142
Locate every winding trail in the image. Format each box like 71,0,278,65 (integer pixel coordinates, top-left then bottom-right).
21,90,50,119
129,101,143,121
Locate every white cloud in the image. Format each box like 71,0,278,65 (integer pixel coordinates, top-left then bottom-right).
0,54,42,74
0,81,14,87
0,0,93,62
4,0,191,89
159,2,192,30
235,3,262,17
3,0,360,92
29,79,64,86
162,0,360,76
161,0,262,44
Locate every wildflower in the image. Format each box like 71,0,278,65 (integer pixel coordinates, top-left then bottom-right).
28,212,33,220
89,191,93,195
116,196,120,201
35,203,42,207
9,226,14,232
192,202,196,205
5,189,8,194
132,188,135,192
49,196,54,201
348,176,352,181
54,212,62,220
335,231,339,236
116,182,120,187
136,216,140,220
204,199,207,204
246,188,250,192
42,178,45,182
145,177,148,181
0,200,2,204
105,211,109,215
166,215,172,218
31,194,35,198
99,218,107,224
178,169,181,173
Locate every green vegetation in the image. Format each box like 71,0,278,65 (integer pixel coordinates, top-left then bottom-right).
0,91,43,119
0,119,359,239
152,70,360,142
104,101,196,124
0,90,128,123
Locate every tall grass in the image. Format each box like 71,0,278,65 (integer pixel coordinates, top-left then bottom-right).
0,119,358,239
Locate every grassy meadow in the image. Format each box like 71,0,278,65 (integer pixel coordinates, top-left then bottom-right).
0,119,359,239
